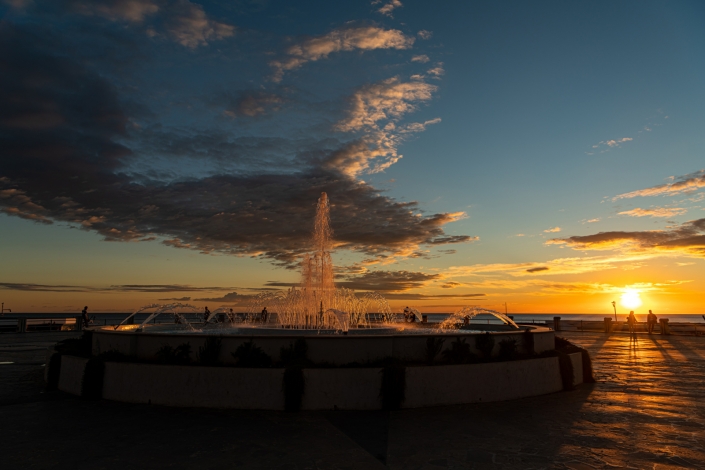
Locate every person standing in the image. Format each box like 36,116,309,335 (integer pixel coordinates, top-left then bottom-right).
627,311,637,334
261,306,268,323
647,310,657,334
204,306,211,323
81,306,90,328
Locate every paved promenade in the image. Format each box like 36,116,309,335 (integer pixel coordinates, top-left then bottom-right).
1,330,704,469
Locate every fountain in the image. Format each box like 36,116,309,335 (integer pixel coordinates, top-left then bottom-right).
438,306,519,329
59,192,578,410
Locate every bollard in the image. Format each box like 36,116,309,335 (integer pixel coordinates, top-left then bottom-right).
603,317,612,334
659,318,670,335
553,316,561,332
18,318,27,333
422,315,427,323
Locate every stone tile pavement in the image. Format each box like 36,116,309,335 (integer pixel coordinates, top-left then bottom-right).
0,331,703,469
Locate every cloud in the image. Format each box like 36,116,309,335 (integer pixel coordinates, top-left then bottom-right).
323,77,440,177
526,266,549,273
417,30,432,39
544,227,561,233
336,77,437,132
587,218,600,223
3,0,33,8
379,292,484,300
162,0,234,49
613,170,705,200
411,54,429,63
67,0,160,22
618,207,687,218
158,296,191,301
547,218,705,257
590,137,632,153
445,253,659,278
374,0,402,17
0,24,472,269
0,283,234,293
222,91,285,118
194,292,239,302
63,0,234,48
426,63,445,79
270,25,414,81
338,270,440,291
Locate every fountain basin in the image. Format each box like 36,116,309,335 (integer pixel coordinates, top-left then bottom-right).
92,325,554,366
53,350,584,410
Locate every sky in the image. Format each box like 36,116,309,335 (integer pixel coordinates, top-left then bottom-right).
1,0,704,314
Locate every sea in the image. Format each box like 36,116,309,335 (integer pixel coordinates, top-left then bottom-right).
2,312,704,326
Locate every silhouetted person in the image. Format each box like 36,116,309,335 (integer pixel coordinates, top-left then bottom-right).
204,306,210,323
403,306,411,322
81,306,90,328
229,308,235,322
647,310,657,334
627,311,637,334
261,307,268,323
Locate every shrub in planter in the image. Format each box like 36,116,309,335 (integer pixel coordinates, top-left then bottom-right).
522,328,535,355
442,338,474,364
156,342,192,365
55,331,93,357
475,332,495,359
232,340,272,368
280,338,309,367
197,336,223,366
498,339,518,361
425,337,444,364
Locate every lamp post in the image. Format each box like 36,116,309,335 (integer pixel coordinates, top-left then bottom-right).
611,301,617,322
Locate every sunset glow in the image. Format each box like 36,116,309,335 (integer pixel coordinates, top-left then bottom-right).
620,290,643,310
0,2,703,315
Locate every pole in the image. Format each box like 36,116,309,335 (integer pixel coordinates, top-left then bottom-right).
611,301,617,322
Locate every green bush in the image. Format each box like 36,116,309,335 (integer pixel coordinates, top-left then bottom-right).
283,367,305,411
280,338,309,367
380,359,405,410
155,342,192,365
475,332,495,359
498,339,518,361
442,338,474,364
197,336,222,366
232,340,272,368
425,337,444,364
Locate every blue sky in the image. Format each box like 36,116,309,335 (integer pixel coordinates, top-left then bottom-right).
1,0,704,313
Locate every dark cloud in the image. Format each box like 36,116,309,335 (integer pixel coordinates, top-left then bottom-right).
0,283,233,293
526,266,549,273
158,296,191,301
194,292,239,302
267,270,441,292
223,91,285,118
548,218,705,257
379,293,485,300
0,23,474,269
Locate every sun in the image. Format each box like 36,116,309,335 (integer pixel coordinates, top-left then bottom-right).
621,289,642,310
